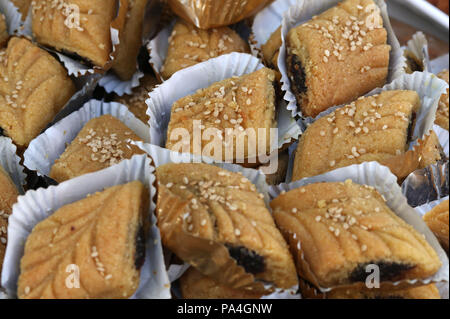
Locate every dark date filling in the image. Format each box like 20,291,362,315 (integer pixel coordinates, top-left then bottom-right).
286,52,307,102
349,261,415,283
134,225,146,269
226,244,266,275
406,55,423,73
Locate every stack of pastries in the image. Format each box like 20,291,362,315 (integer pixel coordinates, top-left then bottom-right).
0,0,448,300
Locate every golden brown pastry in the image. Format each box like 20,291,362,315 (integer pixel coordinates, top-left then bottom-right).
161,19,250,79
0,37,76,148
0,165,19,274
114,74,158,123
286,0,390,117
423,200,449,253
31,0,118,68
428,0,449,14
300,279,441,299
0,14,8,47
292,90,427,181
17,181,149,299
112,0,149,80
435,70,449,131
180,267,263,299
167,0,272,29
49,114,144,183
11,0,32,20
262,26,281,70
156,163,298,292
166,68,277,162
271,180,442,290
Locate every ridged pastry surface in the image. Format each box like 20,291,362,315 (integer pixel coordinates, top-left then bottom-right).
166,68,277,161
292,90,421,180
18,181,149,299
0,37,75,147
50,114,144,183
31,0,117,67
156,163,298,290
271,180,442,288
0,165,19,274
424,200,449,253
435,70,449,131
286,0,390,117
161,19,249,79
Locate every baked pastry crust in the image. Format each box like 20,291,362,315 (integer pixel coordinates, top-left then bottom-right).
300,279,441,299
292,90,422,180
17,181,149,299
423,200,449,253
0,37,76,147
161,19,249,79
49,114,144,183
286,0,390,117
262,26,281,70
0,165,19,274
166,68,277,161
112,0,149,80
435,70,449,131
11,0,32,19
115,73,158,123
180,267,263,299
0,14,8,47
271,180,442,289
156,163,298,291
31,0,118,68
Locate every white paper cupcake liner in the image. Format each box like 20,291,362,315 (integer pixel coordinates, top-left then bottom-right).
98,69,145,96
250,0,298,57
0,136,26,193
1,154,171,299
279,0,407,119
403,31,431,72
23,100,151,178
134,142,300,298
146,52,302,162
434,124,449,157
0,0,27,35
148,20,175,82
270,161,449,292
415,196,449,217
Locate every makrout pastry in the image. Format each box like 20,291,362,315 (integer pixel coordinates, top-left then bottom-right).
161,19,250,79
270,180,442,289
300,279,441,299
286,0,390,117
156,163,298,292
115,74,158,123
292,90,436,181
180,267,263,299
31,0,118,68
435,70,449,131
166,68,277,162
423,200,449,253
112,0,149,80
427,0,449,13
17,181,149,299
0,37,76,147
262,26,281,71
0,165,19,274
49,114,144,183
0,14,8,47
